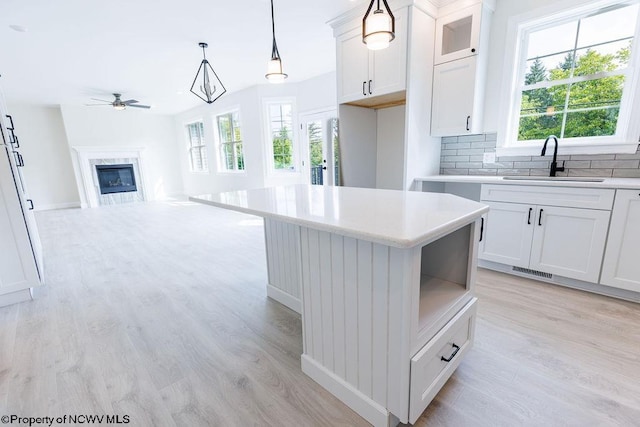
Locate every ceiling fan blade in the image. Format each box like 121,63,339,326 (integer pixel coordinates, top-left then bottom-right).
90,98,112,103
123,99,139,105
85,103,110,106
127,104,151,109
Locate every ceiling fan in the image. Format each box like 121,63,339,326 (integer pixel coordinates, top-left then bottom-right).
86,93,151,110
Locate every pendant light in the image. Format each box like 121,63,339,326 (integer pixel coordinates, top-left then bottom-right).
190,42,227,104
362,0,395,50
266,0,287,83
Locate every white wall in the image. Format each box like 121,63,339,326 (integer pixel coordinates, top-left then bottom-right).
6,104,80,210
483,0,595,132
174,72,337,196
60,105,183,202
376,105,406,190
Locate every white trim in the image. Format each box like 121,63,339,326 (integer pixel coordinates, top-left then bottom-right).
33,201,81,211
266,284,301,314
497,0,640,155
301,355,392,427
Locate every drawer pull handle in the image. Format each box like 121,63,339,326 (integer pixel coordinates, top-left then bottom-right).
538,208,544,226
441,343,460,362
527,207,532,225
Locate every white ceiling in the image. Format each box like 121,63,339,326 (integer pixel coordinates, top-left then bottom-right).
0,0,365,114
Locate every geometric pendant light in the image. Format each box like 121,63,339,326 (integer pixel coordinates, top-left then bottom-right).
265,0,288,83
362,0,395,51
190,42,227,104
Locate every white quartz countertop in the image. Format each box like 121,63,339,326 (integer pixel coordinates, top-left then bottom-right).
415,175,640,189
191,185,488,249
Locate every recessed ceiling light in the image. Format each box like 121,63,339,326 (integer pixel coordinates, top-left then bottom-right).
9,25,28,33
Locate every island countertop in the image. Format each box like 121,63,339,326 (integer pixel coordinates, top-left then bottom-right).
190,184,488,249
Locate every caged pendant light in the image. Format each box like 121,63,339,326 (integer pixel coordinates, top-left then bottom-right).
190,42,227,104
265,0,288,83
362,0,395,50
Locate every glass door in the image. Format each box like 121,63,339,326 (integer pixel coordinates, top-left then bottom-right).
299,110,339,186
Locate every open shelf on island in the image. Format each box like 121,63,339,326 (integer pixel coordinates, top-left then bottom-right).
415,222,473,351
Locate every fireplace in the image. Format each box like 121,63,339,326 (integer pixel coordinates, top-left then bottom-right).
95,164,137,195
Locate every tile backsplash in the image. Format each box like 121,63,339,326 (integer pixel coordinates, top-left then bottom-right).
440,133,640,178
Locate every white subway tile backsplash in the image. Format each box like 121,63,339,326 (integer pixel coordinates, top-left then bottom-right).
457,134,486,142
590,160,640,169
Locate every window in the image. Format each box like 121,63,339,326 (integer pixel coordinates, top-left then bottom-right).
267,102,295,171
186,121,208,172
216,111,245,171
499,0,640,154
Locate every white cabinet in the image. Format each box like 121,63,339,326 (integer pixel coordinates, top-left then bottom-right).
431,2,491,136
434,3,482,65
480,185,613,283
601,190,640,292
336,7,407,105
431,56,482,136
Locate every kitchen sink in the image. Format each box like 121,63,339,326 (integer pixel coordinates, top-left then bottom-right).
502,176,605,182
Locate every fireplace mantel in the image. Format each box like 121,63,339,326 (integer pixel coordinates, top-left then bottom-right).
71,146,150,208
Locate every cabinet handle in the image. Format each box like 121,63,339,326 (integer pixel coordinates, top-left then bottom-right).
479,217,484,242
13,151,24,167
11,133,20,148
527,207,533,225
26,199,34,210
362,81,367,96
441,343,460,362
466,116,471,131
5,114,15,130
368,79,372,95
538,209,544,226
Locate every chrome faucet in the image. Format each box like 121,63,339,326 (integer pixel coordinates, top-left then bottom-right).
541,135,565,177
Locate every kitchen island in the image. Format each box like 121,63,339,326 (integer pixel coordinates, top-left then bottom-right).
191,185,488,426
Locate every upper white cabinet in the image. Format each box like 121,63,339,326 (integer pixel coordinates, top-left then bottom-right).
431,1,492,137
336,7,407,106
434,3,482,65
601,190,640,292
480,185,613,283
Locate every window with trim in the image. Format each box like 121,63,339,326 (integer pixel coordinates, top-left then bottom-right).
499,1,640,154
267,102,295,171
216,111,245,171
186,121,208,172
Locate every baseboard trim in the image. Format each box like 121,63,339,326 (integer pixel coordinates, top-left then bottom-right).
479,260,640,303
34,201,81,211
266,285,301,314
0,289,32,307
301,354,392,427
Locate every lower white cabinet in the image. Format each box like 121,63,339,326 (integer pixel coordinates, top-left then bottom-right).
601,190,640,292
480,185,613,283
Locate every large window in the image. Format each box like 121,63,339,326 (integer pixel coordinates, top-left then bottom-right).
499,1,640,154
186,121,208,172
216,111,245,171
267,102,295,171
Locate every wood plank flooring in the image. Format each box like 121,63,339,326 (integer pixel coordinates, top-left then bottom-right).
1,200,639,426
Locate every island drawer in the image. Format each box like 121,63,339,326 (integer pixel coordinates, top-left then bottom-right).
409,297,477,424
480,184,614,210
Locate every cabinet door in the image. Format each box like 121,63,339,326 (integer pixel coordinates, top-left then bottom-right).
0,146,41,295
431,56,477,137
479,201,534,268
601,190,640,291
434,3,481,64
371,7,407,97
336,28,370,104
530,206,610,283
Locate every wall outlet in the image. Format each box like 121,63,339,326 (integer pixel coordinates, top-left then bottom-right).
483,152,496,164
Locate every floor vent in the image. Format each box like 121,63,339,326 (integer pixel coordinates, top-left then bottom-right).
512,266,553,279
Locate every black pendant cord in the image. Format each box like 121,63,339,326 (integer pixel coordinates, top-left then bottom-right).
270,0,280,60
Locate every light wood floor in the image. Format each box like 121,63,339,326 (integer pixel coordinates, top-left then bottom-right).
1,200,638,426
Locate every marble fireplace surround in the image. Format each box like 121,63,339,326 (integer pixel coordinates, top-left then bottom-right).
72,146,150,208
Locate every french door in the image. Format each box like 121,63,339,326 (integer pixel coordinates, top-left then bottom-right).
299,110,339,186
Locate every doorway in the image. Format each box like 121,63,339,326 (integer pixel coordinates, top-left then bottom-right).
299,110,339,186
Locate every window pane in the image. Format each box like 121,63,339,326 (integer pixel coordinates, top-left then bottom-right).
269,103,294,170
524,53,571,85
567,76,624,110
564,108,619,138
218,115,231,143
527,21,578,60
520,84,568,116
518,115,563,141
572,40,632,77
235,143,245,170
578,4,639,48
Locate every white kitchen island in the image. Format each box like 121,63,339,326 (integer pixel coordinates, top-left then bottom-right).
191,185,488,426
